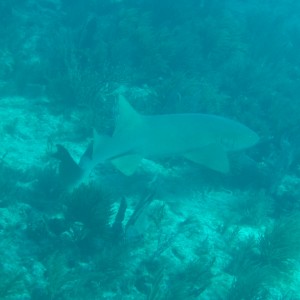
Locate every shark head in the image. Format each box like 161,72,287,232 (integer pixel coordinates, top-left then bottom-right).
236,127,259,149
216,120,259,152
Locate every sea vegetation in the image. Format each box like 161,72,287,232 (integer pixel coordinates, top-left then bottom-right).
224,189,273,226
258,215,300,275
0,159,22,207
0,236,27,299
44,252,71,300
166,256,214,299
226,266,270,300
0,270,25,300
225,213,300,298
62,184,114,250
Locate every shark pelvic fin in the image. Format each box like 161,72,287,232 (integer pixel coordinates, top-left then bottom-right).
93,128,112,160
111,154,142,176
184,144,230,173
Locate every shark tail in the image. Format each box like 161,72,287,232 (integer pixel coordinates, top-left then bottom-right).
53,144,91,189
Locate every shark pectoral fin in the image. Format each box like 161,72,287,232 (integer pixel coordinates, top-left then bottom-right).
111,154,142,176
184,144,230,173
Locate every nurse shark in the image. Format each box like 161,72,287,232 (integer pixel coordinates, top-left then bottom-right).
54,95,259,186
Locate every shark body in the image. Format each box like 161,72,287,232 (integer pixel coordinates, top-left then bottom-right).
89,96,259,175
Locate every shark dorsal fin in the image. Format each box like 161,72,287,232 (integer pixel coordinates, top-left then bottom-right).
114,95,143,136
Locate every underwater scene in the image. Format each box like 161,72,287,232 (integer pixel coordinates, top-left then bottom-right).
1,0,300,299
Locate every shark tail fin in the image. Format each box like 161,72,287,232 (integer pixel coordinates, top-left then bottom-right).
53,144,84,188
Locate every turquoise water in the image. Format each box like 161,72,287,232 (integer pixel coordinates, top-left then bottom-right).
1,0,300,299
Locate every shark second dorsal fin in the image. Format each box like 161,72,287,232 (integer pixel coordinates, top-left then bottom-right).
114,95,143,136
78,141,93,170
